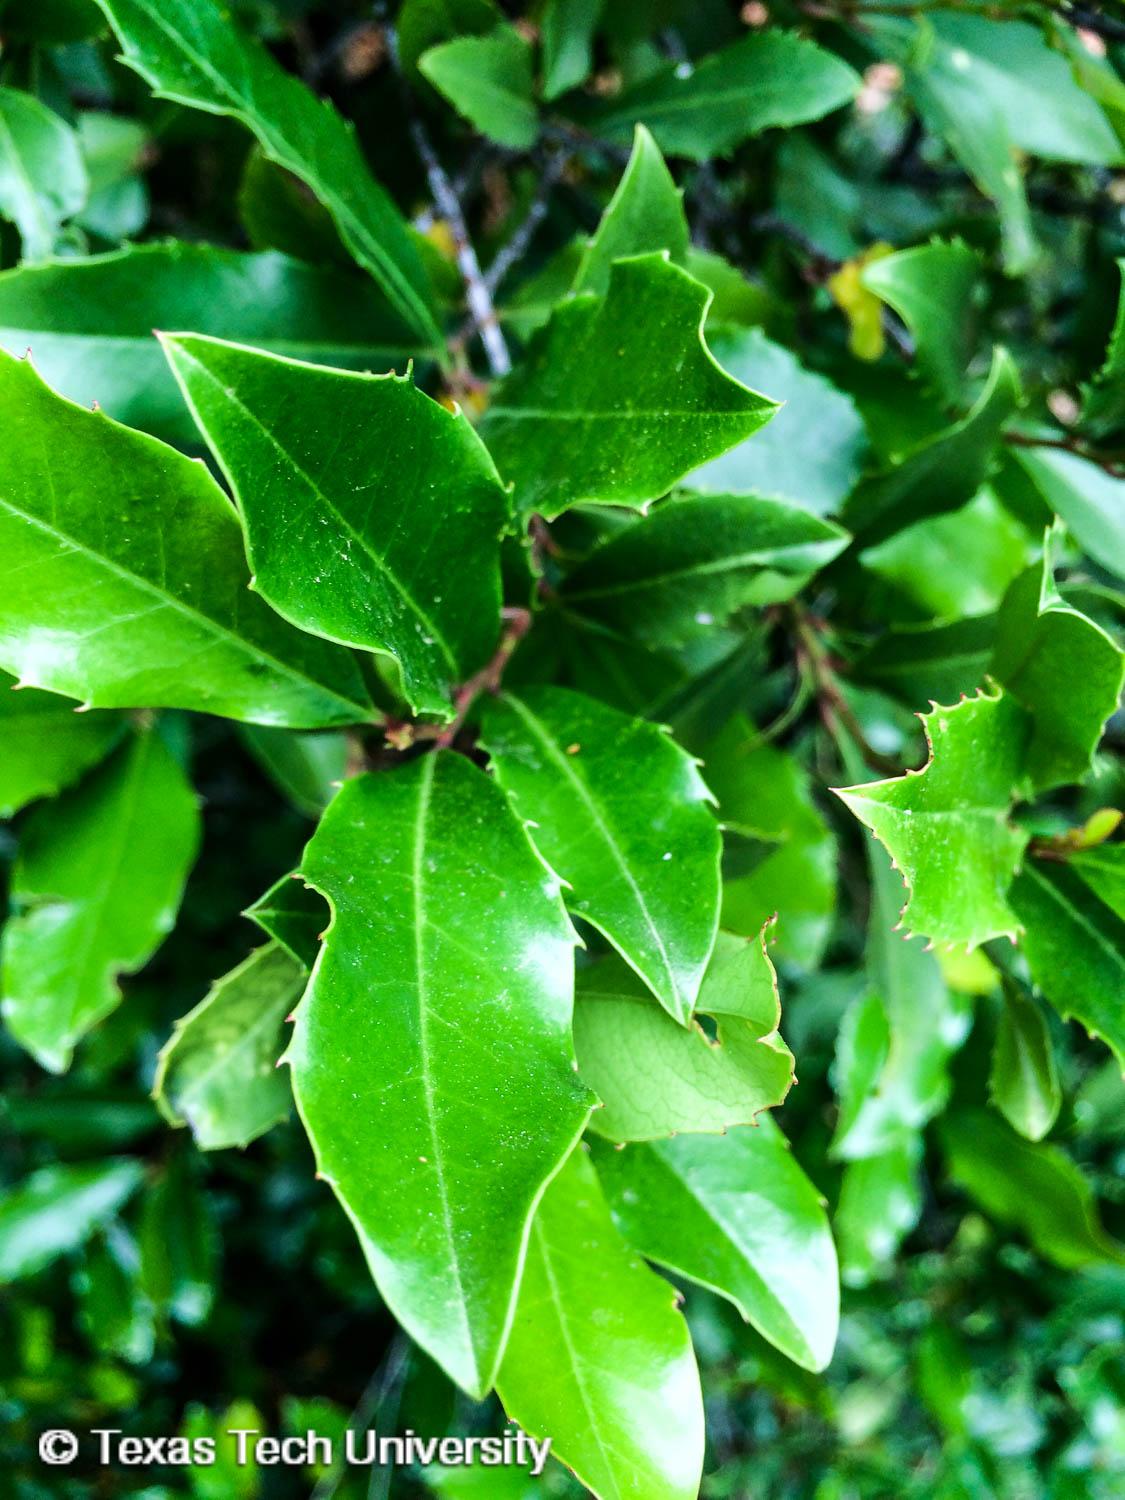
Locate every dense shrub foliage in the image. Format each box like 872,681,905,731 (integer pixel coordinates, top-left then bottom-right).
1,1,1124,1497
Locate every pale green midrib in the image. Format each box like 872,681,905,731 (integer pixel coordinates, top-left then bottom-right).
566,544,830,601
177,352,459,678
500,694,682,1011
1021,862,1125,976
0,493,367,715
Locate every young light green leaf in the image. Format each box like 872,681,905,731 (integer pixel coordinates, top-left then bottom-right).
480,253,776,520
541,0,603,100
0,350,372,727
576,932,793,1141
586,31,860,160
989,979,1061,1143
1008,445,1125,581
288,754,592,1398
0,86,88,260
481,685,721,1025
163,335,508,720
1,732,200,1073
572,124,688,297
1080,257,1125,439
91,0,440,347
0,243,430,446
835,1137,923,1288
0,1159,143,1283
497,1145,704,1500
239,725,349,818
245,875,328,972
419,27,538,150
860,240,983,407
834,688,1031,950
592,1118,839,1372
0,672,123,817
154,942,305,1151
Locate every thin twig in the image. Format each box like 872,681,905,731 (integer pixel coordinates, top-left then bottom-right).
1003,429,1125,478
485,148,569,295
435,608,532,748
789,608,901,776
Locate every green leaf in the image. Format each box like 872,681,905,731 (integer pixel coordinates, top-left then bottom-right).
592,1118,839,1372
1,731,200,1073
154,942,304,1151
245,874,328,971
481,685,721,1025
991,551,1124,792
0,350,373,727
480,253,776,520
138,1155,218,1326
844,348,1021,544
989,979,1061,1143
684,327,868,516
835,1137,923,1288
496,1145,704,1500
74,1224,155,1366
419,27,538,150
1,0,105,43
572,124,688,297
163,335,507,720
239,725,348,818
1008,446,1125,581
941,1109,1125,1270
855,616,997,710
91,0,440,347
561,493,849,647
586,31,860,160
0,1159,143,1282
0,672,123,817
1070,844,1125,919
0,86,88,260
835,688,1031,950
860,239,983,407
0,243,430,446
576,931,793,1141
541,0,603,101
287,754,592,1397
1080,257,1125,439
397,0,501,79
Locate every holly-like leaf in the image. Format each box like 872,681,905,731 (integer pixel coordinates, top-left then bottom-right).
496,1145,704,1500
0,86,88,259
1,731,200,1073
0,1160,143,1283
480,253,776,520
0,672,123,818
287,754,592,1397
561,493,849,647
0,243,430,446
572,124,688,297
585,31,860,160
419,26,538,150
835,688,1031,950
245,875,328,971
835,1137,923,1288
91,0,440,347
988,979,1061,1143
1080,257,1125,439
163,335,508,719
0,350,373,728
154,942,305,1151
481,685,721,1025
592,1118,839,1372
860,239,983,407
1008,446,1125,582
576,932,793,1141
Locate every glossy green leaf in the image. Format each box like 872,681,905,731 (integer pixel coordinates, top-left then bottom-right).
592,1119,839,1372
481,685,721,1025
1,732,200,1073
561,493,848,647
576,931,793,1141
989,979,1061,1143
0,243,428,446
1080,257,1125,439
497,1145,704,1500
835,1137,923,1288
1009,446,1125,581
835,688,1031,950
0,1159,143,1282
239,725,348,818
855,616,997,710
154,942,304,1151
685,327,867,516
0,86,87,260
0,672,123,817
541,0,603,101
163,335,507,720
245,874,328,972
288,753,592,1397
586,31,860,160
0,350,373,727
397,0,501,78
480,253,776,520
1069,844,1125,919
420,27,537,150
860,240,983,407
91,0,440,347
572,124,688,297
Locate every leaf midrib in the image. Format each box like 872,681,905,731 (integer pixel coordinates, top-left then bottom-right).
566,543,833,601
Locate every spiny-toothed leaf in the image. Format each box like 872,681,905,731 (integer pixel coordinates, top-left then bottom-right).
0,672,123,818
572,124,688,297
481,685,721,1025
1080,257,1125,440
287,754,592,1398
988,979,1061,1143
1008,445,1125,582
0,87,88,260
496,1145,704,1500
576,931,793,1142
480,253,776,520
561,492,849,647
245,875,329,972
154,942,305,1151
834,688,1031,951
90,0,440,347
0,243,432,447
419,26,538,150
835,1137,923,1288
163,335,508,720
0,1159,144,1283
0,350,372,728
2,732,200,1073
860,239,983,407
591,1119,840,1373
